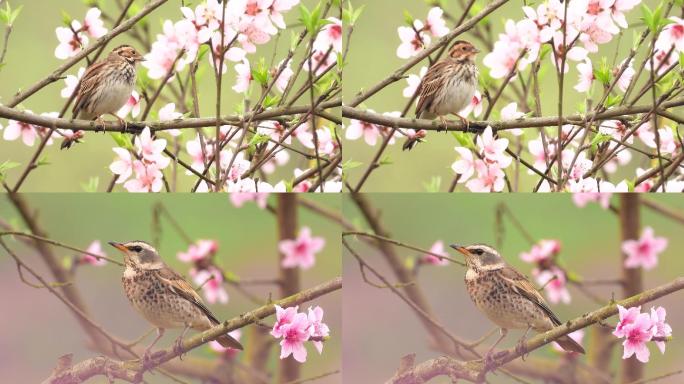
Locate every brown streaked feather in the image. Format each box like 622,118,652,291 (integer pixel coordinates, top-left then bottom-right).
415,60,453,117
153,267,221,325
72,60,108,118
497,265,562,326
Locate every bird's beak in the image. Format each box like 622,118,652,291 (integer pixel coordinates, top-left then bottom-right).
136,54,145,62
450,244,472,258
108,241,128,252
472,48,480,54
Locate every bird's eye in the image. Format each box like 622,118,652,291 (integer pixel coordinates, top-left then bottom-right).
472,249,483,255
130,246,143,252
462,46,467,50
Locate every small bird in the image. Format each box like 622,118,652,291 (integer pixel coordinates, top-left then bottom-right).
64,45,144,149
404,40,479,150
109,241,243,360
450,243,585,358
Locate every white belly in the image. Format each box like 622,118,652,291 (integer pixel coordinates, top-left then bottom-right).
434,78,476,116
92,82,133,116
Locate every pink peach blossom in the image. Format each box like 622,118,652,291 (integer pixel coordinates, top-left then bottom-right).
190,266,228,304
622,227,667,270
422,241,449,266
307,306,330,354
81,240,107,266
279,227,325,270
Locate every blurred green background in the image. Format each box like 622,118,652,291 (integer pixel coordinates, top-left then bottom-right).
342,0,680,192
343,193,684,383
0,0,333,192
0,193,341,383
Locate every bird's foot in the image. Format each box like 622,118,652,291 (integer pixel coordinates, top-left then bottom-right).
456,114,470,132
173,336,186,360
437,116,449,132
94,117,107,133
482,350,508,372
515,337,531,360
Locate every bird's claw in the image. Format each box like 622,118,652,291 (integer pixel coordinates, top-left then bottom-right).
173,337,186,360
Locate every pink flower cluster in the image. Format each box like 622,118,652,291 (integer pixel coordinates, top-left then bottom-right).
305,17,342,76
54,8,107,59
484,0,640,79
519,239,571,304
279,227,326,270
621,227,668,270
452,126,512,192
2,110,62,147
271,305,330,363
190,266,229,304
613,305,672,363
79,240,107,267
143,0,300,83
650,17,684,74
178,239,219,263
421,240,449,266
177,239,230,304
396,7,449,59
345,110,402,146
109,127,170,193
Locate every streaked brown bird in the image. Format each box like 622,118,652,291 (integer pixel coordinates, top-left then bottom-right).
109,240,243,360
404,40,479,150
451,243,585,357
63,45,143,149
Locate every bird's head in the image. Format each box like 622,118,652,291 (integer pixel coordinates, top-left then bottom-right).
448,40,479,62
450,243,504,270
109,240,162,269
111,45,145,64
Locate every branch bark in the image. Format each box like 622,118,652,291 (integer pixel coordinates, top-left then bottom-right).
0,99,340,133
277,193,301,382
620,194,643,383
341,97,684,132
384,276,684,383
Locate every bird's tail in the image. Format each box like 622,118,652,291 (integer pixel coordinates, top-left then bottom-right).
555,335,585,354
402,137,420,151
216,333,243,350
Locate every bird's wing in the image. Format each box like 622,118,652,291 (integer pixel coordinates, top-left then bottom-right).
415,60,449,117
72,60,107,117
154,267,221,324
498,266,562,326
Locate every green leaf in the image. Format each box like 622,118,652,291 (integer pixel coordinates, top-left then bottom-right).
590,133,612,150
110,132,133,149
61,10,72,26
593,57,611,86
263,94,280,108
9,5,22,24
606,94,622,107
247,133,270,151
80,177,99,192
452,131,476,149
423,176,441,192
341,159,362,171
251,57,269,86
403,10,414,25
0,160,20,181
197,44,210,61
378,156,392,166
36,155,50,167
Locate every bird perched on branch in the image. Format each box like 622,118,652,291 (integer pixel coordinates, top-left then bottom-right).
450,243,585,360
62,45,144,149
404,40,479,150
109,241,243,361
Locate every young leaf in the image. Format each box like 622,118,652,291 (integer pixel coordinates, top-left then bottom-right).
80,177,99,192
423,176,441,192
